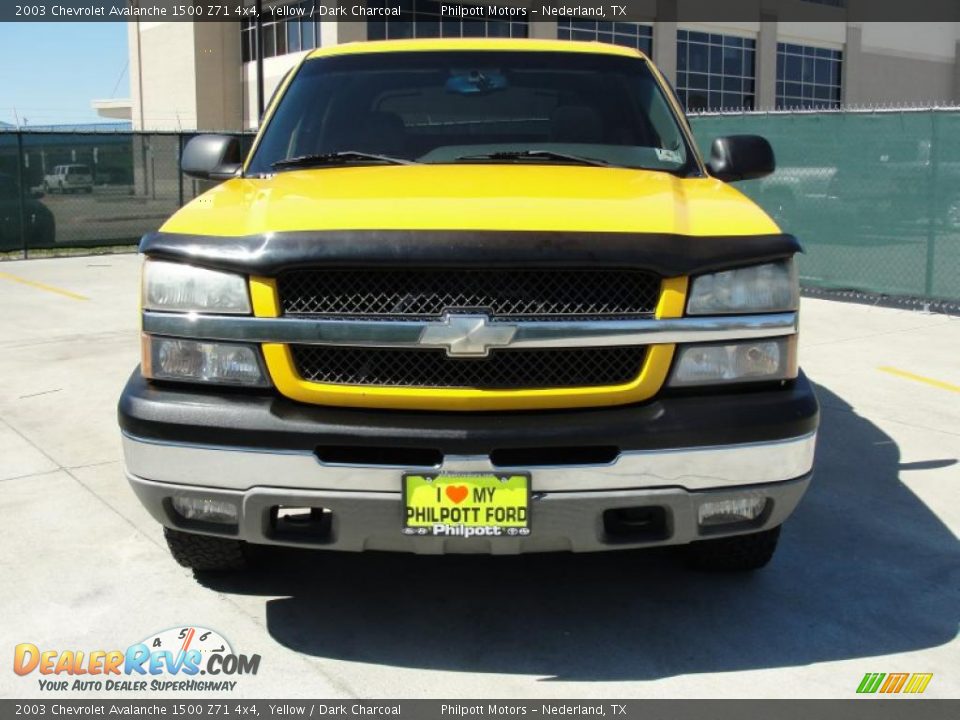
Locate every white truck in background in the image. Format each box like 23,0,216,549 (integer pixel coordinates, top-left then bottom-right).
43,164,93,194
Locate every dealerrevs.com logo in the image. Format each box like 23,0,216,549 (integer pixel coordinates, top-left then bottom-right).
13,626,260,692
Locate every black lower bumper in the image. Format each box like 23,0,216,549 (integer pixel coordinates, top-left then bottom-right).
118,370,819,456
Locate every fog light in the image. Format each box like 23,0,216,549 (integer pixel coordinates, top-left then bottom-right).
171,496,238,524
698,497,768,527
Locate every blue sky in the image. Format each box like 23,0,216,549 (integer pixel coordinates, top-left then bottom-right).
0,22,129,126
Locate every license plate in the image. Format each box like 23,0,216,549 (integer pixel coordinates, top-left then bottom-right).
402,473,530,537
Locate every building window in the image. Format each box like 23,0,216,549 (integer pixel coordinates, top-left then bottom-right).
366,1,528,40
676,30,756,111
776,43,842,109
557,21,653,55
241,1,321,63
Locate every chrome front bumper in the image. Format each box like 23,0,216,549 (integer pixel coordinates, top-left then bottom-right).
123,432,816,554
122,431,816,493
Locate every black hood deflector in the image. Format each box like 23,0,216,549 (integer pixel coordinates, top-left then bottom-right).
140,229,802,277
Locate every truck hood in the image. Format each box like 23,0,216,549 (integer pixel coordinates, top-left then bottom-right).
161,164,780,238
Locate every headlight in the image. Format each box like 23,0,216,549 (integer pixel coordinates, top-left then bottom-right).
142,335,270,387
687,259,798,315
669,337,797,387
142,260,250,314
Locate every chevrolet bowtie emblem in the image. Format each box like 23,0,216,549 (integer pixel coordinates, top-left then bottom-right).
419,314,517,357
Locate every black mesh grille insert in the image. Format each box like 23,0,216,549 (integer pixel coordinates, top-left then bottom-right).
290,345,647,389
277,269,661,319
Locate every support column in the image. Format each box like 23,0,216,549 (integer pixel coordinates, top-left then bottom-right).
653,22,677,81
842,23,863,106
529,21,558,39
333,21,367,43
954,40,960,102
653,0,677,82
194,22,243,131
757,13,778,110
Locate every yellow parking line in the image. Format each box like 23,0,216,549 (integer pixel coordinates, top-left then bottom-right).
0,271,89,301
879,366,960,394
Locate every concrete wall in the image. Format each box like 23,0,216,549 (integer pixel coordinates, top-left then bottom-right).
848,22,959,104
194,23,244,132
131,22,243,131
837,23,959,105
847,51,956,105
130,22,198,131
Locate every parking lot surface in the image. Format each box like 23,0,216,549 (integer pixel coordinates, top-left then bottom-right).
1,254,957,699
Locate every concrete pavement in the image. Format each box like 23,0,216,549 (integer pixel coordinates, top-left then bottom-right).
0,253,957,699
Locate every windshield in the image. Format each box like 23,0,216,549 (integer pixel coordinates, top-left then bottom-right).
246,51,696,175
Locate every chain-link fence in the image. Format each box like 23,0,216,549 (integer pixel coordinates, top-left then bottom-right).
690,108,960,304
3,113,959,303
0,130,238,255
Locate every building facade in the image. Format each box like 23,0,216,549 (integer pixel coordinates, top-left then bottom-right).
118,2,960,131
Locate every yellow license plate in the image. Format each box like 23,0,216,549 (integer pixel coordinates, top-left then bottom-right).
402,473,530,537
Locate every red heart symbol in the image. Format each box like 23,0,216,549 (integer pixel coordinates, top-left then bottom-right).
445,485,469,504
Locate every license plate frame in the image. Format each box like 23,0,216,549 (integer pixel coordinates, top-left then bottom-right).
402,472,531,537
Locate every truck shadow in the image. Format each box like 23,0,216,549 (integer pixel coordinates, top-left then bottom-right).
198,382,959,681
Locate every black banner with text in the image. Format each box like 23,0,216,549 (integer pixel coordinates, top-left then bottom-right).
3,0,960,23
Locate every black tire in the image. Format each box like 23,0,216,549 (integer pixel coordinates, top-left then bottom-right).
163,527,248,572
685,526,781,572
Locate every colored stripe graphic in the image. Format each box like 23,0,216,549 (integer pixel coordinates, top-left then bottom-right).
857,673,885,693
880,673,909,693
903,674,934,694
857,672,933,694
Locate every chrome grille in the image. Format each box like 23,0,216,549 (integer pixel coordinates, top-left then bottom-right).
290,345,648,389
277,269,661,319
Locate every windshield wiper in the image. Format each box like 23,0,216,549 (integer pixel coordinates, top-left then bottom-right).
452,150,615,168
272,151,417,170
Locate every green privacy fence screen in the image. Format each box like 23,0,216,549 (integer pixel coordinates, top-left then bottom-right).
690,109,960,303
3,113,958,303
0,131,254,256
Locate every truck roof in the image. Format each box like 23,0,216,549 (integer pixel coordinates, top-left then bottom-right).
306,37,646,61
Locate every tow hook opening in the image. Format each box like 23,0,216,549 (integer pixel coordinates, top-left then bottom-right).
269,505,334,543
602,506,669,543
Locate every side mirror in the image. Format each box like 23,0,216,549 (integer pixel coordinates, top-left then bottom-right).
181,134,242,181
707,135,775,182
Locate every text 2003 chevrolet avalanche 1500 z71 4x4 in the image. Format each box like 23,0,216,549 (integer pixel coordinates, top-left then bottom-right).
118,39,819,573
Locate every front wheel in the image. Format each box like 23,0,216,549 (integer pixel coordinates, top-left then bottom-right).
684,526,781,572
163,527,249,572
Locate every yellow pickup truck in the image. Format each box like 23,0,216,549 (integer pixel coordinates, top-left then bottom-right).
119,38,818,573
